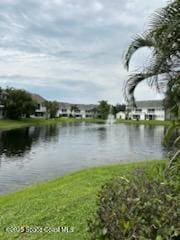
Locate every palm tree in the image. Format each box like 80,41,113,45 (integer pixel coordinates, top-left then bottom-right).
124,0,180,170
124,0,180,114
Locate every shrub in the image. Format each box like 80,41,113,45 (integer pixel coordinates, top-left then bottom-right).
88,170,180,240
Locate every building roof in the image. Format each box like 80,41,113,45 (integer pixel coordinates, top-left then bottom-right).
59,102,97,111
128,100,164,109
30,93,97,110
31,93,47,103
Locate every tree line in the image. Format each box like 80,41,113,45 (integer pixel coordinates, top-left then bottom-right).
0,87,125,120
0,87,59,120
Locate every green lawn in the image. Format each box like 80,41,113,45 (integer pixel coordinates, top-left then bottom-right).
0,118,83,130
116,119,172,126
0,118,172,131
0,118,106,131
82,118,105,123
0,160,165,240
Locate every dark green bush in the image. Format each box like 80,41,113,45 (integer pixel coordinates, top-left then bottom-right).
88,171,180,240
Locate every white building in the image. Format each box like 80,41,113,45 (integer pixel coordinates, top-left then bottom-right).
30,95,98,119
116,111,126,120
0,90,6,119
116,100,165,121
0,104,4,119
58,102,98,118
31,94,47,118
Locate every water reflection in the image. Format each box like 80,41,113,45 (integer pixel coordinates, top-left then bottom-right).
0,123,168,194
97,127,107,141
0,128,33,157
0,124,59,159
126,125,165,157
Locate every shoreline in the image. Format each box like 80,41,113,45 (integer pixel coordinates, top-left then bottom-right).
0,160,166,239
0,159,165,197
0,118,172,131
0,118,105,131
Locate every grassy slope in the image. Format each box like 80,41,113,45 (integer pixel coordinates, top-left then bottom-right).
0,118,81,130
0,118,105,131
0,160,165,240
116,119,172,126
0,118,171,131
82,118,105,123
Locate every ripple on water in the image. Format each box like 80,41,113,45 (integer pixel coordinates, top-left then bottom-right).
0,123,168,194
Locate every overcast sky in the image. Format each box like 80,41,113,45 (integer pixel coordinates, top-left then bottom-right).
0,0,168,104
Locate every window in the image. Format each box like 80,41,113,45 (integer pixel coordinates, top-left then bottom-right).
135,108,142,112
148,108,155,112
62,109,67,112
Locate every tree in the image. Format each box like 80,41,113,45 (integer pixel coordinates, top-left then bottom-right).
44,101,59,118
98,100,110,119
124,0,179,115
90,107,99,118
165,79,180,119
3,88,35,119
124,0,180,169
112,104,126,116
70,105,80,112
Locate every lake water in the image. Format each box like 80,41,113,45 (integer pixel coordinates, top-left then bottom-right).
0,123,168,194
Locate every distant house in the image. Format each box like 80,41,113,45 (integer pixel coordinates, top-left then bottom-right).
58,102,98,118
0,91,47,119
0,103,4,119
30,94,99,119
0,90,7,119
116,100,166,121
31,94,47,118
116,111,126,120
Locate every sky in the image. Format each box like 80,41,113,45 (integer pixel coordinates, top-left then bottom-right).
0,0,168,104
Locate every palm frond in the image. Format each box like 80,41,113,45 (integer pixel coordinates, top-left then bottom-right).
149,0,180,62
124,34,154,70
124,71,158,104
123,0,180,110
124,64,170,104
167,149,180,170
150,0,180,29
163,122,180,145
174,135,180,145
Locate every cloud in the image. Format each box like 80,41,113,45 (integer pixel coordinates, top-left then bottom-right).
0,0,167,104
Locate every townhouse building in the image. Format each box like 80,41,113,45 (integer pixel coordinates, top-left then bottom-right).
58,102,98,118
116,100,166,121
31,94,47,118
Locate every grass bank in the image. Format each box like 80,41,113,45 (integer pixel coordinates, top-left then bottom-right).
0,118,80,130
0,118,171,131
0,117,105,131
0,160,165,240
82,118,105,123
116,119,172,126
